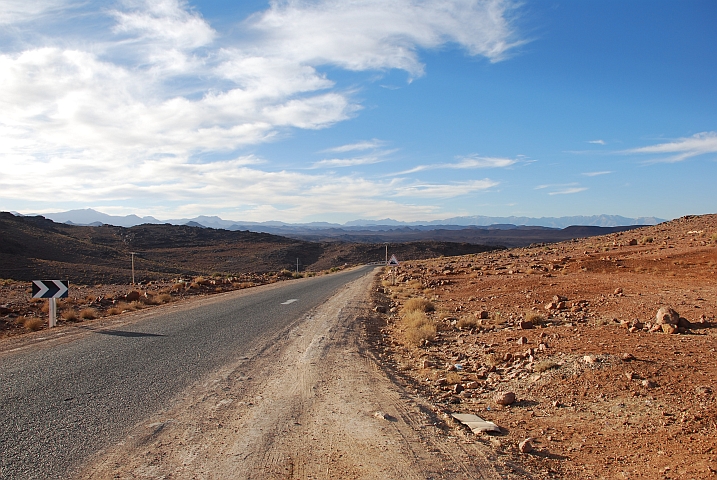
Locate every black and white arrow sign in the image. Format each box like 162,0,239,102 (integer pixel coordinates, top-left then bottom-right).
32,280,69,299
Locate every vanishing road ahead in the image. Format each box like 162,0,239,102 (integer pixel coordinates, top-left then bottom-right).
0,266,377,479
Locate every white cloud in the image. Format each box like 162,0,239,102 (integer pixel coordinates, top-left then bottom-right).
0,0,523,220
322,140,386,153
588,139,606,145
582,171,612,177
548,187,587,195
394,154,519,175
395,179,498,198
535,183,587,195
625,131,717,163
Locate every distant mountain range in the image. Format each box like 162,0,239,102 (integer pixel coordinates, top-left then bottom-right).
22,208,665,231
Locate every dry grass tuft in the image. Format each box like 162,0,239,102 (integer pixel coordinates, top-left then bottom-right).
402,310,437,346
445,371,462,384
107,306,123,316
61,310,78,322
525,311,545,324
79,308,98,320
456,316,480,330
403,297,435,313
533,359,561,373
23,317,45,331
155,293,172,304
640,236,654,245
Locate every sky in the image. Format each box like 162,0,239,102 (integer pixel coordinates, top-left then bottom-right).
1,0,715,224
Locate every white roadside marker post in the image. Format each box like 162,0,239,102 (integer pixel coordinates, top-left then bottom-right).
48,298,57,328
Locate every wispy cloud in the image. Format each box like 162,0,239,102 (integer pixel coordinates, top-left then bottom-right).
624,132,717,164
588,139,606,145
395,179,499,198
321,140,385,153
310,155,386,169
393,155,520,175
582,171,612,177
535,183,587,195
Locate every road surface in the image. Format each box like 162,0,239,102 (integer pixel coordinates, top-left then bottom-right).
0,266,375,479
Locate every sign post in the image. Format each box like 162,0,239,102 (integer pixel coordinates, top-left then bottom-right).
32,280,69,328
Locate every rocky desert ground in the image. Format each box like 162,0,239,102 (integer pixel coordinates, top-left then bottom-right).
375,214,717,479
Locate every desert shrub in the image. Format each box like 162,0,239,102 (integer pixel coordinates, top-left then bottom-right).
193,276,206,284
155,293,172,304
170,283,185,292
79,308,98,320
403,297,435,313
292,272,303,279
711,233,717,243
61,310,78,322
525,311,545,324
640,236,654,245
533,359,561,373
23,317,44,331
404,322,437,346
306,272,316,277
407,280,423,290
189,282,201,289
129,301,145,310
403,311,430,328
107,307,123,316
484,353,499,367
456,316,480,330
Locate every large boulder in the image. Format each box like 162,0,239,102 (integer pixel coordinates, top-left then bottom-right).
655,306,679,326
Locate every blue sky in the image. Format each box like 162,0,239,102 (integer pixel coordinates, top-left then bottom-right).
1,0,715,223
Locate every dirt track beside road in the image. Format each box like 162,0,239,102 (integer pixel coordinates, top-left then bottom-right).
79,271,517,479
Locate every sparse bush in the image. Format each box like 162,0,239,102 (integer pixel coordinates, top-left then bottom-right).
155,293,172,304
79,308,98,320
292,272,304,279
640,236,654,245
533,359,561,373
407,280,423,290
711,233,717,243
171,283,185,292
61,310,78,322
23,317,44,331
107,307,123,316
403,311,430,328
129,301,145,310
403,297,434,313
456,316,480,330
525,311,545,325
404,322,437,346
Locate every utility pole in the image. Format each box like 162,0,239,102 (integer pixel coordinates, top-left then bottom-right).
385,244,388,265
296,258,299,273
130,252,137,284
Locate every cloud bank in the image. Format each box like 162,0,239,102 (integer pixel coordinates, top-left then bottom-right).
0,0,523,220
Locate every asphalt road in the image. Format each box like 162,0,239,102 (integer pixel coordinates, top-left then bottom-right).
0,266,376,479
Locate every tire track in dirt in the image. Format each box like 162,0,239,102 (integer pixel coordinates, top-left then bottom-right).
79,271,504,479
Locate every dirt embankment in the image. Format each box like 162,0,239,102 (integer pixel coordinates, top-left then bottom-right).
376,214,717,479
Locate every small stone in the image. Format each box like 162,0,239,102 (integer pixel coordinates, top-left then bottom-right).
446,364,457,371
517,336,528,345
518,437,534,453
583,355,597,365
642,379,657,389
625,372,635,381
475,310,490,319
614,287,623,295
435,377,447,386
556,301,566,310
553,295,568,303
621,353,635,361
453,383,464,394
125,290,141,302
421,359,431,368
661,324,678,334
374,305,387,313
494,391,516,406
519,320,534,329
465,381,481,390
545,302,558,310
696,386,712,395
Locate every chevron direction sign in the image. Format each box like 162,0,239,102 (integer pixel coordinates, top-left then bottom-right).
32,280,69,299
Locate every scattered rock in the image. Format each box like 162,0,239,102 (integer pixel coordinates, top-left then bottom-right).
519,320,534,329
453,383,464,394
494,391,516,406
518,437,534,453
625,372,635,381
583,355,597,365
614,287,623,295
374,305,387,313
642,379,657,389
621,353,635,361
553,295,568,303
655,306,680,326
475,310,490,319
125,291,140,302
696,386,712,395
517,336,528,345
661,324,678,335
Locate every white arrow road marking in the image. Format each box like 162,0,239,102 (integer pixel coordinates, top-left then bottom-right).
33,280,49,298
281,299,298,305
53,280,68,298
